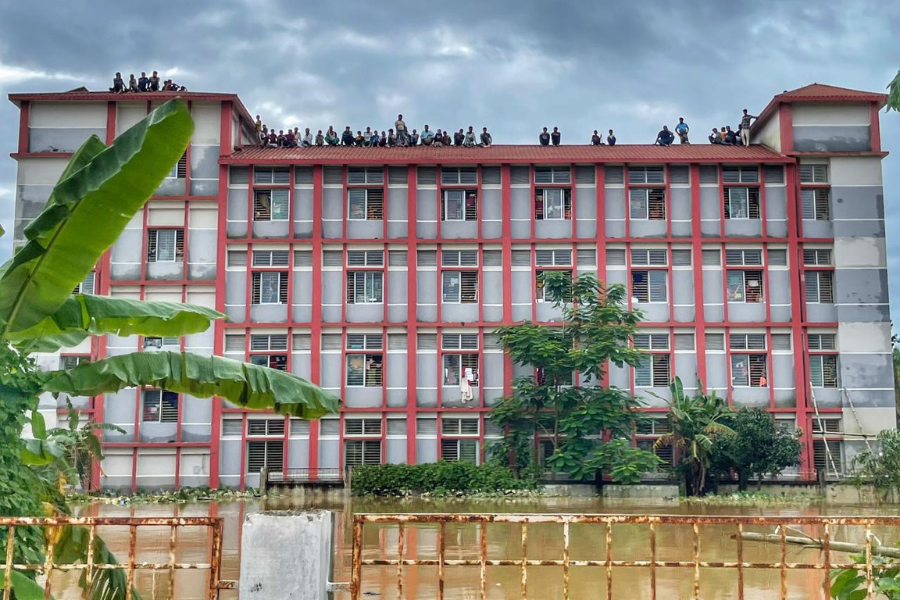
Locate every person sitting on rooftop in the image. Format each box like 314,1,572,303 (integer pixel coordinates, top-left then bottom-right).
709,128,721,144
591,130,603,145
379,131,388,147
302,128,313,147
551,127,561,146
433,129,444,147
607,129,616,146
480,127,492,147
370,128,380,146
283,129,294,147
148,71,160,92
325,127,339,146
739,109,756,146
341,126,355,146
443,131,452,145
720,126,728,143
421,125,434,145
138,72,149,92
128,74,138,93
111,72,125,93
360,127,371,147
315,130,325,146
267,130,278,147
464,126,477,147
388,129,397,147
276,129,286,147
162,79,173,91
395,114,408,144
539,127,550,146
723,126,737,145
410,129,419,146
356,131,365,146
453,129,464,146
259,124,268,145
675,117,690,144
655,126,675,146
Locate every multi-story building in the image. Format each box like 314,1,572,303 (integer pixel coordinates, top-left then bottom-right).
7,83,895,490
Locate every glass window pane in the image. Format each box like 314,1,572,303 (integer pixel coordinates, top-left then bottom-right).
349,189,366,219
731,355,750,387
648,271,668,302
272,190,290,220
726,271,745,302
347,355,365,386
443,355,460,385
260,272,280,304
156,230,176,262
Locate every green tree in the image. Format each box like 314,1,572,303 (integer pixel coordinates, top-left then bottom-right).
490,272,659,484
716,408,802,491
654,378,734,496
0,99,339,599
848,429,900,499
888,70,900,112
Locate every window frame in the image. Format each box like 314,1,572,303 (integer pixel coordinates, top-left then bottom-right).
348,188,384,221
441,189,478,222
726,269,764,303
628,188,666,221
441,270,478,303
254,189,290,222
535,188,572,221
442,353,479,386
147,228,185,263
141,389,179,423
631,269,668,304
251,271,288,305
724,186,760,220
346,270,384,304
804,270,835,304
809,354,839,388
730,353,768,388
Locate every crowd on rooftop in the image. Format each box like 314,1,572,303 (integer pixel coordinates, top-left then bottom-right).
250,110,758,149
110,72,187,93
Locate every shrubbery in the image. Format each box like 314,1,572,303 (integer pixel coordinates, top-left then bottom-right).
350,461,538,496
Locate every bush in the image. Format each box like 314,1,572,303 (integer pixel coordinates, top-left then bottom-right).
350,462,538,496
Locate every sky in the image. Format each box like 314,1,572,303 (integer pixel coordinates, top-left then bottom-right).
0,0,898,317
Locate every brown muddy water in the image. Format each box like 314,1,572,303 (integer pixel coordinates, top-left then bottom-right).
67,496,900,600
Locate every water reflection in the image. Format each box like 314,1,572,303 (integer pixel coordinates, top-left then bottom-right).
68,496,895,600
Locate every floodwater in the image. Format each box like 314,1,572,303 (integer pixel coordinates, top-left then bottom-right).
67,495,900,600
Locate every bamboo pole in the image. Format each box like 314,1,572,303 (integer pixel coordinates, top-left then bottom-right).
737,532,900,559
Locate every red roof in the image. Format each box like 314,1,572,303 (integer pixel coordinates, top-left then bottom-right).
221,143,789,165
7,90,256,131
773,83,887,103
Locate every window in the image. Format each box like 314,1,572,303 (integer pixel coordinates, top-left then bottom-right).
536,269,573,302
252,250,290,267
250,354,288,371
442,333,479,350
535,249,573,266
247,419,285,436
633,334,670,350
251,271,288,305
442,271,478,303
222,418,243,437
534,167,571,184
143,337,180,351
345,440,382,467
808,334,836,351
811,417,842,434
631,249,668,266
636,418,672,435
441,167,478,185
731,354,768,387
254,167,290,184
628,166,665,184
250,334,289,351
803,249,832,266
346,354,383,386
810,355,838,388
442,190,478,221
345,419,382,436
629,188,666,220
441,439,479,463
254,189,289,221
441,250,479,266
73,272,95,295
443,354,479,386
800,164,828,183
813,440,843,475
722,166,759,183
348,167,384,185
441,418,479,436
725,249,763,266
147,229,184,263
346,271,384,304
167,153,187,179
805,271,834,304
724,187,760,220
631,271,668,303
535,188,572,220
142,390,178,423
247,440,284,473
726,270,763,303
347,333,383,350
348,189,384,220
635,354,671,387
729,333,766,350
801,189,831,220
59,355,89,370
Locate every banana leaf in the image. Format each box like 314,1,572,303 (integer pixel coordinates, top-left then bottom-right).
0,99,193,334
40,351,340,419
8,295,224,353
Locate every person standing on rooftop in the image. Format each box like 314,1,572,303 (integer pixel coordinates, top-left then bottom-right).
395,114,407,145
539,127,550,145
551,127,561,146
480,127,492,147
740,109,757,146
607,129,616,146
675,117,690,144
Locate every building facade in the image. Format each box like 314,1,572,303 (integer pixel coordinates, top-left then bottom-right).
7,83,895,490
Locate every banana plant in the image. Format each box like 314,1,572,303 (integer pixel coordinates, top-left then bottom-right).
0,99,339,599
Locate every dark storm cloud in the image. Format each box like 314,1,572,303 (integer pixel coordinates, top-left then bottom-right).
0,0,898,315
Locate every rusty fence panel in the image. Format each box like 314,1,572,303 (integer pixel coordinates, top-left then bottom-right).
349,513,900,600
0,516,234,600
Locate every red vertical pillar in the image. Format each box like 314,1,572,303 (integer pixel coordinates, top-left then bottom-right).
308,165,324,470
690,165,708,389
406,165,418,463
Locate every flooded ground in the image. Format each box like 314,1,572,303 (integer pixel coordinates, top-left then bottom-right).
69,495,899,599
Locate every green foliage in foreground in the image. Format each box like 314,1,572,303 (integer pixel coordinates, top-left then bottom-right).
848,429,900,498
831,553,900,600
679,491,818,507
351,462,539,497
